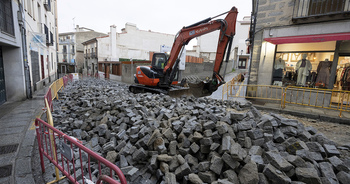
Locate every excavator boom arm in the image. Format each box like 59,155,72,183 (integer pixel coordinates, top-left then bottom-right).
163,7,238,85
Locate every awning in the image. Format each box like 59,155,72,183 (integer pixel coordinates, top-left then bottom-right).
264,32,350,45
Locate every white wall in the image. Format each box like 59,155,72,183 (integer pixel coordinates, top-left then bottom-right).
25,0,57,88
116,23,175,60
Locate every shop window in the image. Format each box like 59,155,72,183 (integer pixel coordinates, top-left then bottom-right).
336,56,350,91
273,52,334,88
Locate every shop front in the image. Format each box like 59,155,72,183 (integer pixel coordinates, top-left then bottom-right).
265,35,350,88
261,34,350,105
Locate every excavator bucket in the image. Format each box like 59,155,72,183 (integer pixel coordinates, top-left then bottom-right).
168,79,214,98
187,81,213,97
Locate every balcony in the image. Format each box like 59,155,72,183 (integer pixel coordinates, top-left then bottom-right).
91,52,97,58
59,39,75,45
44,0,51,11
293,0,350,23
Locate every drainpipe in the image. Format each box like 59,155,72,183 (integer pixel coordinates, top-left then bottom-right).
247,0,259,85
18,2,32,98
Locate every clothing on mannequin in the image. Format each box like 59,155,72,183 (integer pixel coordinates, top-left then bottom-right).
274,58,286,70
296,54,312,86
273,58,286,82
315,59,332,87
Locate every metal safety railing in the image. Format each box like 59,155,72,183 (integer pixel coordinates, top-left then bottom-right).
283,86,350,117
44,74,72,111
39,73,126,184
222,81,350,117
35,118,127,184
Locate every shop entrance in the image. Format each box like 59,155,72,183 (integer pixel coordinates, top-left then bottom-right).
335,56,350,90
0,47,6,105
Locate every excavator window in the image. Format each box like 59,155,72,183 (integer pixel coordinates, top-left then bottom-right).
152,53,168,70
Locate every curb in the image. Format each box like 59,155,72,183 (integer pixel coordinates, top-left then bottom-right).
254,104,350,125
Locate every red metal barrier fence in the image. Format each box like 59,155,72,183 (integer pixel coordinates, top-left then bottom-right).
35,118,127,184
39,73,126,184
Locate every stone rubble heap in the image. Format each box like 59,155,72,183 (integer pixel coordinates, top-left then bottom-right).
52,79,350,184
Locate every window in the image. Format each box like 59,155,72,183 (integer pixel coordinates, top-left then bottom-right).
26,0,32,16
309,0,346,15
0,0,15,36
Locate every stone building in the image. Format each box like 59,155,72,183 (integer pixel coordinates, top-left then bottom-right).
249,0,350,90
58,26,107,76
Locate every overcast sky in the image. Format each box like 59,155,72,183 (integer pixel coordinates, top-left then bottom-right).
57,0,252,35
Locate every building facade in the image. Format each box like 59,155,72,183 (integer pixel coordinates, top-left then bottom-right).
82,24,175,77
249,0,350,91
24,0,58,92
58,26,107,76
0,0,26,104
0,0,56,104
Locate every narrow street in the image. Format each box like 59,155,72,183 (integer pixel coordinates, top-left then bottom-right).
33,78,350,184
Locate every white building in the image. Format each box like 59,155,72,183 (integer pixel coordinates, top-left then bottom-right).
0,0,58,105
82,23,175,76
102,23,175,61
58,26,107,76
23,0,58,91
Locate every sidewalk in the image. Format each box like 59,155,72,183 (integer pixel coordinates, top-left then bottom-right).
253,101,350,125
212,70,350,125
0,87,46,184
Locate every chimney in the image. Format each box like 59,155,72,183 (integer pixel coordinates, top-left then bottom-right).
110,25,117,61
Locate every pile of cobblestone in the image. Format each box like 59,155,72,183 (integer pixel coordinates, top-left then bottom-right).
52,79,350,184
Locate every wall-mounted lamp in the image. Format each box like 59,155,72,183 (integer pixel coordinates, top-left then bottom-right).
245,38,251,46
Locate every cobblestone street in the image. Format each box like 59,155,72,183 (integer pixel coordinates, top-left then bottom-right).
34,78,350,183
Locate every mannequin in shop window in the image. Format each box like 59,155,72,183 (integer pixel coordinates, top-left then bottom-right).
315,59,332,87
296,53,312,86
273,58,285,82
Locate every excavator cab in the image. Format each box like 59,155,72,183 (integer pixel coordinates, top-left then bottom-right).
151,53,179,83
152,53,167,74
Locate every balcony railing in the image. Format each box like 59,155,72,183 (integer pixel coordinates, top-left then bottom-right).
59,39,75,45
293,0,350,22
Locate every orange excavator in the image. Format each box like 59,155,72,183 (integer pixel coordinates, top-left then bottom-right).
129,6,238,97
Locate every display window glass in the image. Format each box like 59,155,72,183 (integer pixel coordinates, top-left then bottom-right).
336,56,350,91
272,42,337,88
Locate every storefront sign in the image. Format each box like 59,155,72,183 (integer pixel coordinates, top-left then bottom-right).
265,32,350,45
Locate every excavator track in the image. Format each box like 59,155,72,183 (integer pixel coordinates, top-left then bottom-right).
129,85,169,95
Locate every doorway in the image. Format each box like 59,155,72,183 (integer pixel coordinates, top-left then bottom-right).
238,58,247,69
41,55,45,79
0,47,6,105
